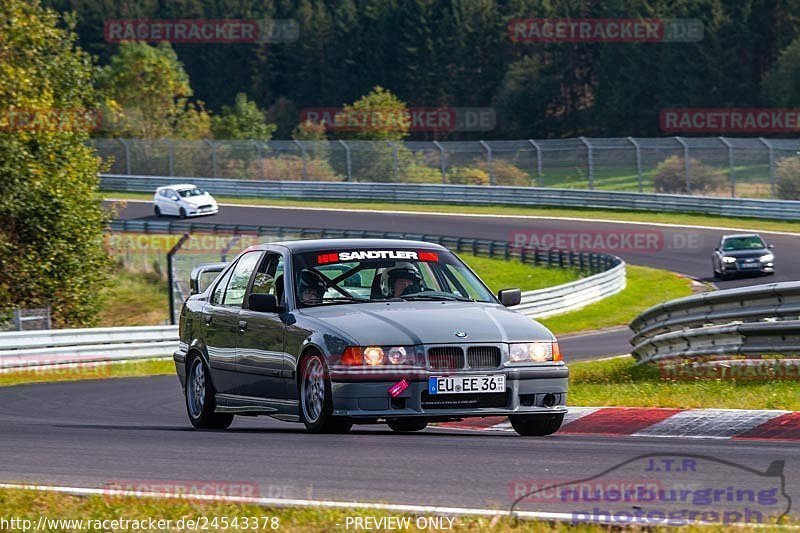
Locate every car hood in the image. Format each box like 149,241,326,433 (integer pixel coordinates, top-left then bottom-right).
299,301,555,345
721,249,769,259
182,194,215,206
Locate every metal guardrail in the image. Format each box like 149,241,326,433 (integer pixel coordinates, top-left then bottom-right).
629,281,800,363
101,174,800,220
109,219,626,321
0,326,177,370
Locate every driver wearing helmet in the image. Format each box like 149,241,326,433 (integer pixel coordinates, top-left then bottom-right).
298,269,328,303
381,263,424,298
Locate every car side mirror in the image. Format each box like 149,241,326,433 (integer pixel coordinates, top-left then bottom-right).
249,294,284,313
170,195,179,201
498,288,521,307
768,244,774,249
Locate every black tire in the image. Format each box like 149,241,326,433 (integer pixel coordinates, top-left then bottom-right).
179,207,187,219
299,352,352,434
509,413,564,436
387,419,428,432
154,205,161,217
185,354,234,430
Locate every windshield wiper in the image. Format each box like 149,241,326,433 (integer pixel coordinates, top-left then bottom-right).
302,296,380,306
401,293,474,302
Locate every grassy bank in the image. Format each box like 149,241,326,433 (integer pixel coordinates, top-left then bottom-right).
107,192,800,234
569,356,800,411
541,265,693,335
98,269,169,327
0,488,787,532
0,359,174,388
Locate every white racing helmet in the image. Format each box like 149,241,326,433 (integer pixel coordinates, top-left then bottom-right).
380,262,424,297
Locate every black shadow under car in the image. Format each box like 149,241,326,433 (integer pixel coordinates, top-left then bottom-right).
174,239,568,436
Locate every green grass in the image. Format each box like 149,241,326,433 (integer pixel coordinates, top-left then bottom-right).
459,253,579,292
541,265,694,336
106,191,800,234
569,356,800,410
98,269,169,326
0,488,789,532
0,359,174,388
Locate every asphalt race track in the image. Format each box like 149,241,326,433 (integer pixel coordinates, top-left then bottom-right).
1,377,798,519
110,200,800,359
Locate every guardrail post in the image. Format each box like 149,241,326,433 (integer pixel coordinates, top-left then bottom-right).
719,137,735,197
579,137,594,189
528,140,542,187
338,140,352,181
118,139,131,175
675,137,691,194
759,137,776,198
479,140,494,185
294,140,308,180
433,141,446,184
627,137,643,192
167,233,191,325
203,139,217,178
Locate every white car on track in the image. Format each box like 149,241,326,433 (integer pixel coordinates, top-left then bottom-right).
153,184,219,218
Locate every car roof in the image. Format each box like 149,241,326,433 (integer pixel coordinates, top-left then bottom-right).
258,238,449,253
721,233,762,240
157,183,197,191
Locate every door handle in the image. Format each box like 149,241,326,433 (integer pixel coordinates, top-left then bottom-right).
203,314,213,325
238,320,248,333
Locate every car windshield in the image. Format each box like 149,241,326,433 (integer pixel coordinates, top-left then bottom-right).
293,248,495,307
722,236,766,251
177,188,206,197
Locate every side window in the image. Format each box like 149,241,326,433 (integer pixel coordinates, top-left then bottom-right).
210,266,235,305
251,253,280,296
223,252,263,307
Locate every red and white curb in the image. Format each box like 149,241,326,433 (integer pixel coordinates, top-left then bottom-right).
439,407,800,441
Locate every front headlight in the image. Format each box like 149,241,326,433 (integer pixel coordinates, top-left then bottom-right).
760,253,774,262
722,256,737,263
340,346,417,366
509,341,561,363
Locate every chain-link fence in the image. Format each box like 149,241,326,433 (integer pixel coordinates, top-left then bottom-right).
92,137,800,199
0,308,52,332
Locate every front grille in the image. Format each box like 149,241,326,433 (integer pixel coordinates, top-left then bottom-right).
421,391,509,409
467,346,501,369
199,204,213,210
428,347,465,370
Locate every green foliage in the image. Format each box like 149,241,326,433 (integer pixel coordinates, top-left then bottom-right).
337,86,410,141
652,156,724,195
763,37,800,106
98,42,210,139
0,0,111,326
775,157,800,200
478,160,530,186
446,166,489,185
211,93,276,141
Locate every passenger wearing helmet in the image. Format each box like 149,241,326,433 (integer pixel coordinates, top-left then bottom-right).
298,269,328,303
381,263,424,298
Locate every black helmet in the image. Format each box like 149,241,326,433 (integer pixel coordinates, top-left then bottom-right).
298,270,327,300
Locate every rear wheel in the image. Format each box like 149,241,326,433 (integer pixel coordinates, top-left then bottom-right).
299,353,352,434
387,419,428,432
185,354,233,429
509,413,564,436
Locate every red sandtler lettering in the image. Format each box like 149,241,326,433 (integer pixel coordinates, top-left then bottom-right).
558,407,683,435
733,412,800,442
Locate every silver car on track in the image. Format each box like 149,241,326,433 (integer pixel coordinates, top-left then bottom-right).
174,239,568,436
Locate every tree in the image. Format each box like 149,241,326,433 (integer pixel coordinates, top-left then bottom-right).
212,93,276,140
98,41,211,139
338,86,410,141
0,0,110,326
763,36,800,106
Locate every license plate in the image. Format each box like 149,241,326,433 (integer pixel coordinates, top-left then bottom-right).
428,375,505,395
740,263,759,268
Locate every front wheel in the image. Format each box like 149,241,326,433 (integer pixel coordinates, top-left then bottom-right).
185,355,233,429
154,205,161,217
509,413,564,436
179,207,187,219
299,353,352,434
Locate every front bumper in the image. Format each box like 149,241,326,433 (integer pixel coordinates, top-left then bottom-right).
330,365,568,419
186,206,219,217
721,260,773,274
